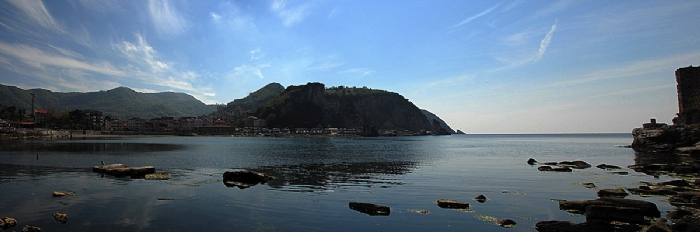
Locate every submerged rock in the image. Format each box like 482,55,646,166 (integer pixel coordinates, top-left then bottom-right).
474,195,487,203
348,202,390,216
145,172,172,180
52,213,68,224
437,199,469,209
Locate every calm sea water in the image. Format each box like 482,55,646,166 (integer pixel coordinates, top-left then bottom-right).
0,134,677,231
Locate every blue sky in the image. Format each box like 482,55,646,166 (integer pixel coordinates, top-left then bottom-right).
1,0,699,133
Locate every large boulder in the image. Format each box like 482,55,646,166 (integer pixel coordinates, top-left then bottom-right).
222,170,273,189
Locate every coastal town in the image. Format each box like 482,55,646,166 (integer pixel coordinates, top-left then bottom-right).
0,107,433,138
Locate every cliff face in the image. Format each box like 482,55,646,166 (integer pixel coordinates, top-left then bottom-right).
255,83,433,132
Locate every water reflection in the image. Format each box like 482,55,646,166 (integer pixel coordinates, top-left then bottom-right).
632,151,700,176
248,161,418,192
0,163,86,182
0,140,185,153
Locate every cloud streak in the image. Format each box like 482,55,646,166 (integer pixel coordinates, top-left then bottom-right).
534,22,557,63
148,0,189,37
271,0,315,27
451,3,501,29
7,0,60,30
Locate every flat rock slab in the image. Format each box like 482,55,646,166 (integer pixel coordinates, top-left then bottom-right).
597,188,628,198
145,172,172,180
437,199,469,209
538,166,572,172
93,164,155,177
52,191,75,197
348,202,390,216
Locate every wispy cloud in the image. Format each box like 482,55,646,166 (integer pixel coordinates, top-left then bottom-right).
451,3,502,29
7,0,60,30
0,41,123,76
226,64,272,82
116,34,169,72
529,1,572,20
339,68,375,78
534,21,557,63
148,0,189,37
271,0,316,27
502,0,525,12
549,51,700,87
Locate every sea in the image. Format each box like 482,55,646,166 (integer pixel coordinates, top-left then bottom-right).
0,133,679,231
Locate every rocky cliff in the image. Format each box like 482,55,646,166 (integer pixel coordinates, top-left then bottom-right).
255,83,434,133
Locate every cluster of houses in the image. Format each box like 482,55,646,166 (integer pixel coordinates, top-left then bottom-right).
6,109,362,135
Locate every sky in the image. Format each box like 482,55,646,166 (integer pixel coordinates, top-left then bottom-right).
0,0,699,134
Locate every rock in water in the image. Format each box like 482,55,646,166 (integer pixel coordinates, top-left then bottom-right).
145,172,172,180
222,170,273,189
527,158,538,165
497,218,517,228
52,213,68,224
597,188,628,198
348,202,391,216
436,199,469,209
22,225,42,232
52,191,75,197
1,217,18,229
474,195,487,203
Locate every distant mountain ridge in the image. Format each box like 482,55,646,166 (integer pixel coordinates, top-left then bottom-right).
0,84,216,119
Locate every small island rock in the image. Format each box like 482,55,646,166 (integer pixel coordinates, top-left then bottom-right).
497,218,517,228
52,213,68,224
22,225,42,232
1,217,18,229
348,202,390,216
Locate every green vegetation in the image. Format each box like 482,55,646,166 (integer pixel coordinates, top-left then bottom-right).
223,83,285,113
254,83,435,133
0,84,216,119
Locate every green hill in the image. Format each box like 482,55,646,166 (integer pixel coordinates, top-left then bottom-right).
255,83,440,134
0,84,216,119
222,83,285,113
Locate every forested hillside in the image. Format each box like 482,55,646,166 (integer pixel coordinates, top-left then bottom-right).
0,84,216,119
